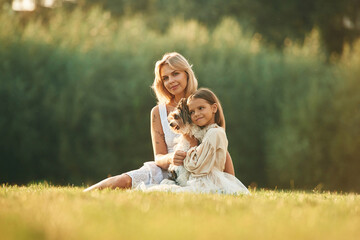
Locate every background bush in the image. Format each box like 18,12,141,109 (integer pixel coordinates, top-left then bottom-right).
0,5,359,191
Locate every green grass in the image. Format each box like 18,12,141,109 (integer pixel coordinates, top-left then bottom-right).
1,184,359,240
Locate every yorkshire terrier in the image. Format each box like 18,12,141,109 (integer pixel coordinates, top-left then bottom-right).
163,98,207,186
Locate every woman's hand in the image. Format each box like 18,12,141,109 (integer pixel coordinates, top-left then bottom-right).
170,150,187,166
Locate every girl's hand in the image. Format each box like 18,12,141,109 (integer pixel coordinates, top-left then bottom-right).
170,150,187,166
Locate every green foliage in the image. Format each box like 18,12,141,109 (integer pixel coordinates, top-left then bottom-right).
0,6,359,191
265,33,360,192
76,0,360,54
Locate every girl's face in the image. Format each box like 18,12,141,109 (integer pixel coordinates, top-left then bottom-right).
188,98,218,127
160,64,188,97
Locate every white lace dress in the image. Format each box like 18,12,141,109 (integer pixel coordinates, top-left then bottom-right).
137,125,250,195
125,104,178,188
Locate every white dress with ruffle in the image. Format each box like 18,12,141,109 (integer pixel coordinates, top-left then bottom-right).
126,104,178,188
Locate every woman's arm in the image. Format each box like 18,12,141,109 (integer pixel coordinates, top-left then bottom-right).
150,106,171,169
224,152,235,176
150,106,186,169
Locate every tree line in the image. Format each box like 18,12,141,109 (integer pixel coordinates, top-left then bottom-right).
0,3,359,191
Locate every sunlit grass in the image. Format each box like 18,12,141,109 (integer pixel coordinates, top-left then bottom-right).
1,184,359,240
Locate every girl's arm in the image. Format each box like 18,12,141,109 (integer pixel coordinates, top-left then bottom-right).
185,129,235,175
184,128,228,176
150,106,185,169
224,152,235,176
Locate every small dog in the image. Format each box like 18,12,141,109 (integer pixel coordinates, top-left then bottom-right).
162,98,207,186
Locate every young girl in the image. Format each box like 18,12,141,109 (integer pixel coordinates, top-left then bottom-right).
140,88,250,195
183,88,249,194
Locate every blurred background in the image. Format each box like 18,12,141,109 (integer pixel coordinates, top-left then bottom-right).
0,0,359,192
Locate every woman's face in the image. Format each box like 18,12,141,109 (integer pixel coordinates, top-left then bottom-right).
160,64,188,97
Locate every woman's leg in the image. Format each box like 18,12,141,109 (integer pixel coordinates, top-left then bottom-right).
83,174,132,192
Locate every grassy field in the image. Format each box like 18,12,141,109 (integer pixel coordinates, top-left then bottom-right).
0,184,359,240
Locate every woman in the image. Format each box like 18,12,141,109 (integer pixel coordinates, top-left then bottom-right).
84,52,235,192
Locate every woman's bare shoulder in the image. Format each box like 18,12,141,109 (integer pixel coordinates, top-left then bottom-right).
151,105,162,130
150,105,161,120
151,104,175,118
151,105,160,114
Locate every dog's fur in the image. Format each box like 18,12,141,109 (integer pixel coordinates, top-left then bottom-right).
162,98,207,186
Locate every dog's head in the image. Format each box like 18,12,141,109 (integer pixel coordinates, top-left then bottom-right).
168,98,192,135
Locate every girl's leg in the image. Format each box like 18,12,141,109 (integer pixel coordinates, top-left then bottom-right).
83,174,132,192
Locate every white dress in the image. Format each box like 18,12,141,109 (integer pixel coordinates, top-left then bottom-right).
126,104,179,188
138,125,250,195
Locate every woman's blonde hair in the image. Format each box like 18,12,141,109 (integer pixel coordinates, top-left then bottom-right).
187,88,226,129
152,52,198,104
